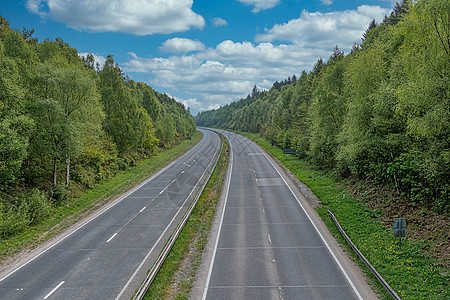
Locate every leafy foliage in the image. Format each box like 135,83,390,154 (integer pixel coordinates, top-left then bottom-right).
0,16,195,236
0,189,51,237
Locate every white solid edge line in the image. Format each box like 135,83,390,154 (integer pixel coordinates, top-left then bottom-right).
115,130,221,300
202,132,233,300
0,130,207,284
255,139,364,300
44,280,65,299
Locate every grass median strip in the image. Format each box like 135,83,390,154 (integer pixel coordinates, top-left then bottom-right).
239,131,448,300
143,134,229,300
0,131,202,264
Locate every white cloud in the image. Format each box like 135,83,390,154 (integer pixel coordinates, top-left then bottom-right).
124,41,318,113
320,0,333,5
78,52,106,69
123,5,391,114
26,0,205,35
26,0,42,13
177,97,203,111
256,5,389,53
160,38,206,54
237,0,281,13
207,103,221,110
212,17,228,27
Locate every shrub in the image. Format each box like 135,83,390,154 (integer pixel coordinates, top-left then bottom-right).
0,189,52,237
51,184,68,205
22,189,51,224
0,202,30,237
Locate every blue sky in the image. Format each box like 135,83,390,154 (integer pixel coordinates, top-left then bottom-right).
1,0,396,115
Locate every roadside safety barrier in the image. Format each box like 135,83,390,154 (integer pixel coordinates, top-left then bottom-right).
328,209,401,300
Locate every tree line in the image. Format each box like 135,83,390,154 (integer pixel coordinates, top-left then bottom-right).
196,0,450,213
0,17,195,236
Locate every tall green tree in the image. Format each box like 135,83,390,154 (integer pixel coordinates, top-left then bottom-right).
0,31,36,188
30,57,102,188
142,87,160,121
0,15,11,39
99,55,158,154
394,0,450,208
99,55,137,153
308,54,346,168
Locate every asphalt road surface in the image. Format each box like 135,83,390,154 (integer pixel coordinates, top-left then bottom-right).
0,129,220,300
201,130,364,300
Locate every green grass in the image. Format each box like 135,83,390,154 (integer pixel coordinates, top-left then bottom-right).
240,131,449,300
0,131,202,262
143,134,229,300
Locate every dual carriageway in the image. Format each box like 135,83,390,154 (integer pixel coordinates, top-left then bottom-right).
0,128,376,300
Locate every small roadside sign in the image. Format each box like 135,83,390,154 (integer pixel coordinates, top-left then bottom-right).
394,218,406,251
394,218,406,237
283,148,295,154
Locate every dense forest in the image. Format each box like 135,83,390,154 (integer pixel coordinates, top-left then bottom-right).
0,17,195,236
196,0,450,213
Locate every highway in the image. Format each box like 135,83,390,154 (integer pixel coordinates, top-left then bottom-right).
200,130,369,300
0,129,221,300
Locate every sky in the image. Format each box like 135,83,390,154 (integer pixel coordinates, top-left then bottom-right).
1,0,396,115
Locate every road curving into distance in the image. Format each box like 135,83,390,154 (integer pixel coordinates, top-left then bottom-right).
198,130,377,300
0,128,221,300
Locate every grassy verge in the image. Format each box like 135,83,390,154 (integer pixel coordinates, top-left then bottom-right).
0,131,202,263
143,134,229,300
239,131,448,300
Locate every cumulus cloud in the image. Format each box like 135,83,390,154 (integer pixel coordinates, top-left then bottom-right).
176,97,203,111
123,41,319,113
78,52,106,69
123,5,391,114
160,38,205,54
256,5,389,52
237,0,281,13
212,17,228,27
26,0,205,35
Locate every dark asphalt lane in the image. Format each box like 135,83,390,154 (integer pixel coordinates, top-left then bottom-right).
0,129,220,300
202,130,362,300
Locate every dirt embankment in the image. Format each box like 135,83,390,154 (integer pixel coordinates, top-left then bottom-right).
349,182,449,269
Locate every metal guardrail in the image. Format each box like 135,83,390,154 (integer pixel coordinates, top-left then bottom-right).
132,134,223,300
327,209,401,300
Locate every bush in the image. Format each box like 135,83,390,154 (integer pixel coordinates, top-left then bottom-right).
0,202,30,237
51,184,68,205
22,189,51,224
116,158,128,171
0,189,51,237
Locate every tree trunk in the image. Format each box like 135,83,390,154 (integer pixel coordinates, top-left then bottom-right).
65,154,70,187
66,154,70,207
53,156,57,187
390,151,401,195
